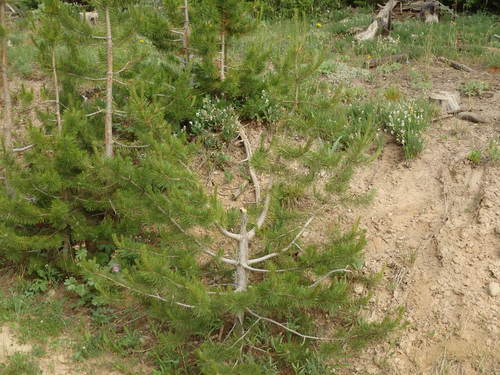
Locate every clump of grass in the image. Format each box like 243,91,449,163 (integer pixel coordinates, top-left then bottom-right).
459,80,490,97
0,352,42,375
467,149,482,164
384,86,403,101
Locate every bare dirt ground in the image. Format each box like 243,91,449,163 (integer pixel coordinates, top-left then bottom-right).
335,63,500,374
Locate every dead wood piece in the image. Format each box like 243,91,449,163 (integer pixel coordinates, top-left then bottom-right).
347,26,365,35
424,12,439,23
456,112,487,123
493,34,500,40
437,56,475,73
429,91,460,114
368,53,409,68
355,0,397,41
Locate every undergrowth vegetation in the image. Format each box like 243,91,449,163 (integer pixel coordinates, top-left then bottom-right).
0,1,498,373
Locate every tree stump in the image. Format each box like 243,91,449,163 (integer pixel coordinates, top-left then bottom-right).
429,91,460,114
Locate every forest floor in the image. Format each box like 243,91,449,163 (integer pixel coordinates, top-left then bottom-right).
2,11,499,375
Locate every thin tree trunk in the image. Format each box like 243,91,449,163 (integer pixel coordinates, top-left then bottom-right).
51,49,62,135
182,0,190,64
0,0,12,151
235,209,249,324
220,28,225,81
104,6,113,158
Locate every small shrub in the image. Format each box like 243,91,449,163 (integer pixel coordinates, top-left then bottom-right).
459,80,490,97
377,62,403,75
467,149,482,164
380,100,433,159
187,97,239,147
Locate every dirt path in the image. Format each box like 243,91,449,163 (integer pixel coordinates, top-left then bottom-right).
339,67,500,374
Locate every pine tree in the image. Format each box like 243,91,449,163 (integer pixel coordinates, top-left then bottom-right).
81,34,396,374
54,0,141,157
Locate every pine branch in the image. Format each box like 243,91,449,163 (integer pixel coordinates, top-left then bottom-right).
94,272,195,309
248,216,314,265
168,217,237,265
246,309,335,341
113,139,150,149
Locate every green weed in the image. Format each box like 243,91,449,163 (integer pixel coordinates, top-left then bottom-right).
459,80,490,97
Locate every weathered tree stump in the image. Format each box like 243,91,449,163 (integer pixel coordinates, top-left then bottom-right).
429,91,460,114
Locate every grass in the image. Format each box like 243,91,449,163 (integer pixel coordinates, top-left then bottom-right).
0,290,68,344
0,352,42,375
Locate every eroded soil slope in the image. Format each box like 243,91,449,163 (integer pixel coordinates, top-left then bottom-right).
337,64,499,374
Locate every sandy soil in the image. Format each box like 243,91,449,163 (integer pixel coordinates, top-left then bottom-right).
334,63,500,374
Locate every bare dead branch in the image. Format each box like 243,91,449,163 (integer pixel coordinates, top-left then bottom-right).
309,268,353,288
238,124,261,203
248,191,272,240
217,224,243,241
86,109,104,117
66,72,107,81
13,144,35,152
437,56,475,73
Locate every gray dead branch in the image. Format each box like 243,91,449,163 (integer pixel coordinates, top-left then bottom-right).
437,56,475,73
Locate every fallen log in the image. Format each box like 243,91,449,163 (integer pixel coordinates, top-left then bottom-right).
437,56,475,73
355,0,398,41
456,112,487,123
367,53,409,68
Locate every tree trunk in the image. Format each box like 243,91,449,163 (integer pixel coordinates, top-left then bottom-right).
182,0,190,64
0,0,12,151
355,0,397,41
235,209,249,324
104,6,114,158
220,28,225,81
52,48,62,135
